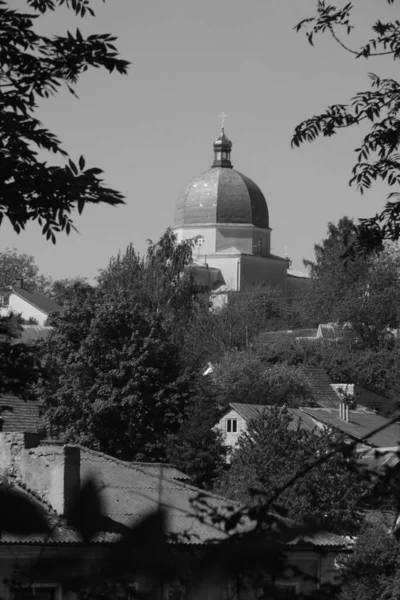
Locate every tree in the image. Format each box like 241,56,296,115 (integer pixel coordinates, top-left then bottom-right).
214,406,367,535
167,376,227,490
0,248,52,291
2,0,128,242
38,231,209,460
39,283,192,460
182,283,287,369
212,350,316,408
293,1,400,253
339,523,400,600
302,217,400,347
42,276,89,305
98,229,204,352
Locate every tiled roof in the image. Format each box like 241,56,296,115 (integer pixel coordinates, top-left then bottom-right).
226,403,317,433
12,287,61,316
301,366,340,408
300,407,400,448
0,395,40,432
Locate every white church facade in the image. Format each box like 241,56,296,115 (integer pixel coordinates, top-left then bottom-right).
172,128,309,298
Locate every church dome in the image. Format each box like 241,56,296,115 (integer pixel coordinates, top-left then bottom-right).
174,129,269,230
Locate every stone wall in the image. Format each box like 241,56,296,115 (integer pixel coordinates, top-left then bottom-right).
0,433,80,516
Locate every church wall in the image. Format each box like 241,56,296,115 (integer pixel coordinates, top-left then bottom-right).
251,228,271,256
173,226,216,257
240,255,287,290
205,256,240,290
215,226,253,254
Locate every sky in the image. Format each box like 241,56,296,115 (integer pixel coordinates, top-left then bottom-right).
4,0,399,281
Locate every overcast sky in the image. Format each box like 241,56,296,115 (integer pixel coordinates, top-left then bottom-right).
4,0,399,280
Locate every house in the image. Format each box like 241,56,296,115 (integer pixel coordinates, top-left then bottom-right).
301,406,400,449
216,402,400,453
216,403,318,451
332,383,393,417
0,432,348,599
0,280,61,326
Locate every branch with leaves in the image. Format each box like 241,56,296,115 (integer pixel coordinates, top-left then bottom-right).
293,0,400,252
1,0,129,242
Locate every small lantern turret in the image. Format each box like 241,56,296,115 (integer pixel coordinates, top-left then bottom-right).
212,128,233,168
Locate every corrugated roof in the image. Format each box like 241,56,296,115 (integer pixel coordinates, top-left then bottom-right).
226,404,317,433
0,445,348,549
79,446,231,544
301,407,400,448
0,395,40,432
12,287,61,316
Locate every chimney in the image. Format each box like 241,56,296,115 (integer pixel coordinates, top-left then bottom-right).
15,278,24,289
339,401,349,422
0,434,80,516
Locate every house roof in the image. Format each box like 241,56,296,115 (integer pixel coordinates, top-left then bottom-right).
11,286,61,316
79,446,233,544
224,403,317,433
300,407,400,448
301,365,340,408
0,395,40,433
256,329,318,343
316,324,339,340
0,447,349,550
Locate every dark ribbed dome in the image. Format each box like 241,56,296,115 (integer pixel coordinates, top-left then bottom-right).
174,130,269,229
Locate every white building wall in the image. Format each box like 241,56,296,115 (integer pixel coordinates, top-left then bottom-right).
216,408,248,450
0,293,48,325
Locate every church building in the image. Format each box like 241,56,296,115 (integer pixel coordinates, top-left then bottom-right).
173,128,309,298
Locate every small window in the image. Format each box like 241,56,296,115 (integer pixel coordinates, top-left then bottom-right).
0,295,9,307
257,238,263,252
226,418,237,433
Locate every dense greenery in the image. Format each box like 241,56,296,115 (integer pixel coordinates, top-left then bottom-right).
214,406,368,536
302,217,400,347
2,0,127,241
38,252,197,460
339,523,400,600
211,349,316,408
294,0,400,252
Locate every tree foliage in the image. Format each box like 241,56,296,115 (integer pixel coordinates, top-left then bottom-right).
339,523,400,600
214,406,367,535
38,282,191,460
167,376,227,489
1,0,128,241
293,0,400,252
183,283,287,368
302,217,400,347
212,350,316,408
0,247,52,291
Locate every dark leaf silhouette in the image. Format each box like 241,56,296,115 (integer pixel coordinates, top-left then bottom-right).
108,508,173,580
0,482,50,534
67,477,103,540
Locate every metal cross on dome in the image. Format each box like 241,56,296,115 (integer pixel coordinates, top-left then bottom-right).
219,112,227,128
